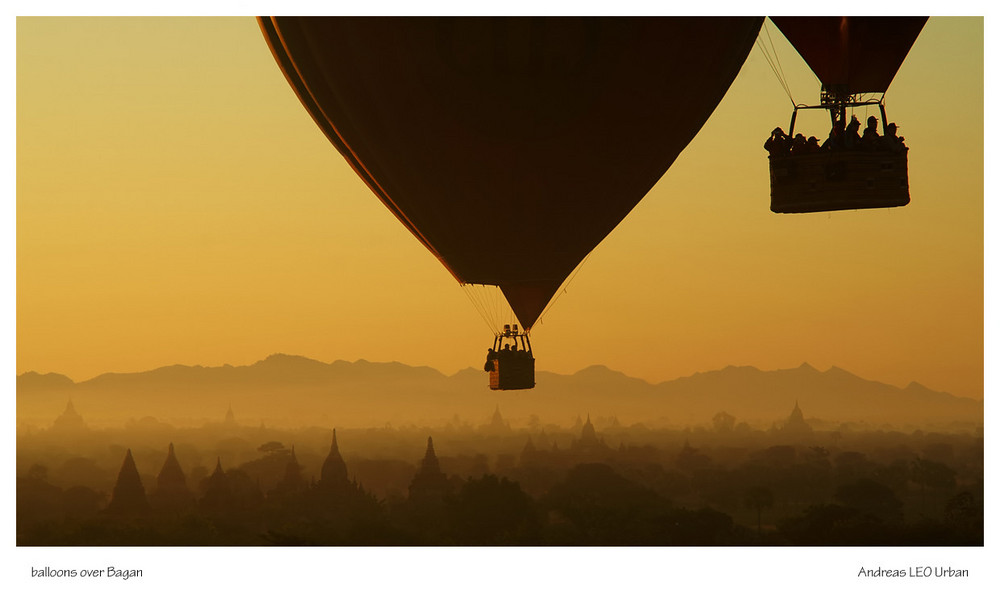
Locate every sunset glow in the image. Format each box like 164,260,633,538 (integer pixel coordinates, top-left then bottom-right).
16,17,983,397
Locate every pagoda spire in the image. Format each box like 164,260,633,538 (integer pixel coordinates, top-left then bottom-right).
519,436,539,466
52,400,86,432
274,446,307,495
420,436,441,475
320,429,349,489
781,400,812,436
107,449,150,515
409,436,448,501
200,457,233,511
152,443,193,511
488,404,510,433
157,443,185,488
580,413,598,445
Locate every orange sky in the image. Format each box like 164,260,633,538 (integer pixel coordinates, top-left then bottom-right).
16,17,984,399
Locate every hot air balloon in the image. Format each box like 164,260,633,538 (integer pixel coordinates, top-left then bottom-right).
259,17,763,389
765,17,927,213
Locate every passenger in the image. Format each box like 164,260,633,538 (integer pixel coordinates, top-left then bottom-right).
861,115,880,149
844,115,861,149
790,133,808,155
883,122,906,152
764,127,789,156
821,120,845,151
806,136,821,153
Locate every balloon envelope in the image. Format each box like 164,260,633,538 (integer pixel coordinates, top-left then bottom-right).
771,16,927,94
260,17,763,328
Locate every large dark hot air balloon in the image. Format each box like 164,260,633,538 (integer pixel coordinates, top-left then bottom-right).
765,17,927,213
259,17,763,389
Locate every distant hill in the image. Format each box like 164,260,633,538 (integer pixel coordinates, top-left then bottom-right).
16,355,983,430
16,371,76,392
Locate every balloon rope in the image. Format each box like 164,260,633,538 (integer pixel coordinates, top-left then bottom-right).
756,24,794,105
461,284,517,335
763,21,795,104
461,284,498,334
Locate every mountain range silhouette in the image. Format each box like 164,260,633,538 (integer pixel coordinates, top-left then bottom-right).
17,354,982,429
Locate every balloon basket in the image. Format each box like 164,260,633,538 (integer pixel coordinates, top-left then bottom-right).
769,149,910,213
488,356,536,391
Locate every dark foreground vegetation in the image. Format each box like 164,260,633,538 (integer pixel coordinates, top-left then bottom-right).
17,404,983,546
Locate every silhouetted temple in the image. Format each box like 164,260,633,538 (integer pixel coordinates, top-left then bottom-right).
52,400,86,433
106,449,150,515
571,414,609,457
272,446,308,497
580,414,598,445
224,404,237,428
319,429,349,490
151,443,193,511
486,405,511,434
200,457,233,511
408,436,449,501
781,401,813,438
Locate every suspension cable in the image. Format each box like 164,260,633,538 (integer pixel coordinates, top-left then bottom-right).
756,23,794,105
461,284,498,334
763,21,795,105
462,283,520,336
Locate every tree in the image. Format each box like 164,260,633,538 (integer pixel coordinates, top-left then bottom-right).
257,441,287,456
676,441,711,472
743,486,773,539
543,463,670,545
448,475,538,545
712,411,735,433
911,457,957,490
944,491,983,544
834,479,902,522
911,457,958,517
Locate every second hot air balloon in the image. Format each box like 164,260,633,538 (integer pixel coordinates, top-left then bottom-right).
765,17,927,213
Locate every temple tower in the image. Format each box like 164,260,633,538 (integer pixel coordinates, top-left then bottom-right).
52,400,86,433
580,414,599,446
200,457,232,511
320,429,350,490
274,446,307,495
408,436,449,501
106,449,150,515
151,443,193,511
487,405,510,433
781,400,813,438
